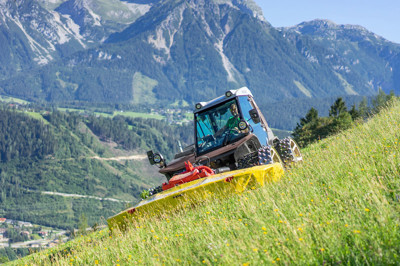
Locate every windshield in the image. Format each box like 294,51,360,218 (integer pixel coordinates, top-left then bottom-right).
195,99,247,155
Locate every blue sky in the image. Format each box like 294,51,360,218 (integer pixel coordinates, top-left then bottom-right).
253,0,400,44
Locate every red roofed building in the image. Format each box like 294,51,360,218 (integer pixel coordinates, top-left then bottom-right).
0,218,6,223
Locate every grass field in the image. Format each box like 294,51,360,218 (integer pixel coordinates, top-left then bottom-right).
110,111,164,120
14,100,400,265
25,112,49,124
0,95,30,104
56,107,164,120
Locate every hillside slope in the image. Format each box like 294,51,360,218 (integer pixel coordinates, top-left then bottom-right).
18,99,400,264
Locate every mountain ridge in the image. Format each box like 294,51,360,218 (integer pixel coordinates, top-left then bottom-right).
0,0,399,120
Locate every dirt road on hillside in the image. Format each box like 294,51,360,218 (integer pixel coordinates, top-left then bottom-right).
89,155,147,161
40,191,131,203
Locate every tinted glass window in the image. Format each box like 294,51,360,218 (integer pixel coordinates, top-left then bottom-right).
237,96,268,146
195,99,246,155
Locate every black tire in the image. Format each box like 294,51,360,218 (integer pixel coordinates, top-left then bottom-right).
237,145,283,169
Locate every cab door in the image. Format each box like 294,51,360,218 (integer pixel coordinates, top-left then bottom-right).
237,96,269,146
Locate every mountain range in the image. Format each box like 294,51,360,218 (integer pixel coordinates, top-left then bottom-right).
0,0,399,120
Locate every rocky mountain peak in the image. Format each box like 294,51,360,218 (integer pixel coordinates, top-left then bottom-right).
184,0,265,21
0,0,399,107
284,19,384,40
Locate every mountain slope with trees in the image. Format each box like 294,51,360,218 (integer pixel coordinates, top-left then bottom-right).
0,104,193,229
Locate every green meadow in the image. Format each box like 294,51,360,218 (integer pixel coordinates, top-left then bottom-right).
14,100,400,265
56,107,164,120
0,96,30,104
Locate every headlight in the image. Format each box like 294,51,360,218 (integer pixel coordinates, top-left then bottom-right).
238,120,248,130
153,153,162,164
195,103,202,109
225,91,233,97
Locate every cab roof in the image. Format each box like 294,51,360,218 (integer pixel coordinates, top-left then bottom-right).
193,87,253,114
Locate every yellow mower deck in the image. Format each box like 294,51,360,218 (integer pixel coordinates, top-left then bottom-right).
107,163,284,231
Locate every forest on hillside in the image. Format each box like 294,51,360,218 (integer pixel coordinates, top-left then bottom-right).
0,105,193,229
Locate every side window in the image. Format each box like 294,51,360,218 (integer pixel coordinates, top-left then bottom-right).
196,115,212,139
237,96,268,146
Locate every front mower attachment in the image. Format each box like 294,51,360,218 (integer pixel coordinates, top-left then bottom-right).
108,163,284,232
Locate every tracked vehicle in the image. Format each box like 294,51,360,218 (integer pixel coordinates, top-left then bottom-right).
148,87,302,180
107,88,302,231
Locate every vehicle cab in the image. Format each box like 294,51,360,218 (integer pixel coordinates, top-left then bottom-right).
148,87,277,179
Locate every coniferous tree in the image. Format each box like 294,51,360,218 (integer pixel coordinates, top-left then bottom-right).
372,88,388,113
293,107,321,147
349,104,360,120
329,97,347,117
358,97,369,118
372,88,396,113
301,107,318,125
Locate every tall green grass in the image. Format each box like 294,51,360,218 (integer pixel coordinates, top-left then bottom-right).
15,100,400,265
